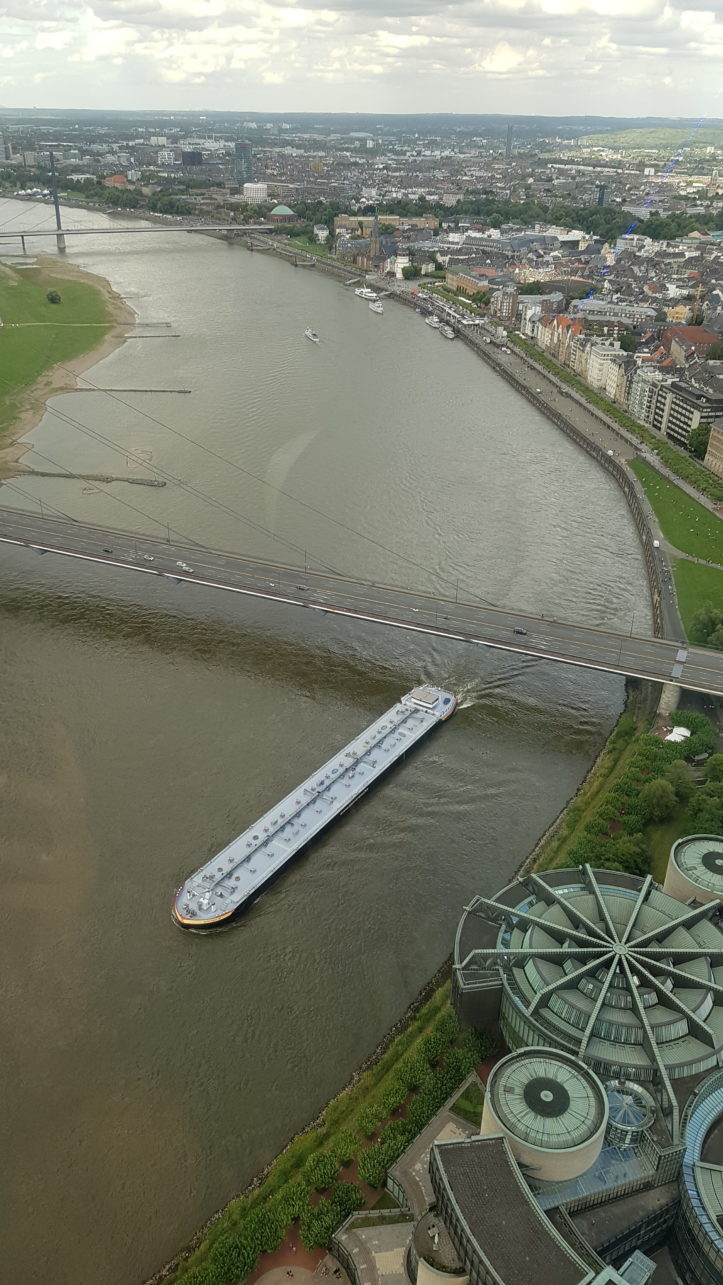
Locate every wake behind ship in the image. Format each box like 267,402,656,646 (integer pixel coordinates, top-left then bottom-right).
172,685,456,930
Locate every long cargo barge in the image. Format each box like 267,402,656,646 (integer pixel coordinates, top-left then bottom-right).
172,685,456,930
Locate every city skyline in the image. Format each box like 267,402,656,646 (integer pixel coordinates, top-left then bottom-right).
3,0,722,117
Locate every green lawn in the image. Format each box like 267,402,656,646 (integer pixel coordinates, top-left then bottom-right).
289,236,330,258
450,1079,484,1125
672,558,723,638
647,808,689,884
0,261,114,434
629,459,723,563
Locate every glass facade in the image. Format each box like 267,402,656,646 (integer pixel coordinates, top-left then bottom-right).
671,1088,723,1285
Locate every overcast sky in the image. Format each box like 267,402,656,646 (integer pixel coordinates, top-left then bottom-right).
2,0,722,118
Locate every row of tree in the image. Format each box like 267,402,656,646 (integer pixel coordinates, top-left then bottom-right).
177,1012,492,1285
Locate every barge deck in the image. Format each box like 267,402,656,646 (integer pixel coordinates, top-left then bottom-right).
172,684,456,929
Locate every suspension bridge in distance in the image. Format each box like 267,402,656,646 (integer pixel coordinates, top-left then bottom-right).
2,507,721,697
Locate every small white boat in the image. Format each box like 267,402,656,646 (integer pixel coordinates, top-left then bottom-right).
440,324,455,340
369,300,384,315
304,328,320,343
355,287,378,300
425,314,441,329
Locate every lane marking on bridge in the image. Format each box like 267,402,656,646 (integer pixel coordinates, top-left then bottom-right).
2,530,721,696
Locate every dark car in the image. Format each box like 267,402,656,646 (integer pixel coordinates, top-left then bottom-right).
513,626,527,636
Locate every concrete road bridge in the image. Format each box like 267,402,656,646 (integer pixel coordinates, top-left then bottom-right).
0,223,273,240
1,507,722,698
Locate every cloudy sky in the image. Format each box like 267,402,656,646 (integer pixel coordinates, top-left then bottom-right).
2,0,722,117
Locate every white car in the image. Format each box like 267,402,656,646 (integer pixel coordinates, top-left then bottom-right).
143,554,154,562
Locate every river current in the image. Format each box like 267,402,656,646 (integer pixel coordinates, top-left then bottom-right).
0,203,650,1285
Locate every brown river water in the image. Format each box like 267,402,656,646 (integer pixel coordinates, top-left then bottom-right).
0,203,650,1284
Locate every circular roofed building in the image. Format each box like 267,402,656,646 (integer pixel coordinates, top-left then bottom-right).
481,1047,608,1182
664,835,723,907
269,204,296,223
454,866,723,1099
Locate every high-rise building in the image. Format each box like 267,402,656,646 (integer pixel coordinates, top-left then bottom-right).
233,141,253,185
243,182,267,205
596,182,607,206
505,124,513,159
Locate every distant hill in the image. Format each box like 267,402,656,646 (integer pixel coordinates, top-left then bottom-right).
1,108,723,140
581,126,723,148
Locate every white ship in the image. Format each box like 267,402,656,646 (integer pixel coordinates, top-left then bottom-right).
425,314,441,329
304,328,320,343
355,287,378,300
369,300,384,314
440,324,455,340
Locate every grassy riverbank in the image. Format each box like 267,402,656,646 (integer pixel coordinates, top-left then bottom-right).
534,694,716,878
628,459,723,562
0,256,134,473
672,559,723,637
627,460,723,642
165,984,492,1285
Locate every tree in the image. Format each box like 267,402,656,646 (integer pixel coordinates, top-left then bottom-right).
707,340,723,361
688,423,711,460
303,1151,339,1192
685,782,723,833
639,778,677,822
402,264,421,279
690,603,723,651
46,290,61,304
619,331,637,352
705,753,723,783
664,759,694,803
331,1128,359,1166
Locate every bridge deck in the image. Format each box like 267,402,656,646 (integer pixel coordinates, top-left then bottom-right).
1,507,722,697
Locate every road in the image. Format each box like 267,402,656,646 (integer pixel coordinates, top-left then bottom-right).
2,507,723,697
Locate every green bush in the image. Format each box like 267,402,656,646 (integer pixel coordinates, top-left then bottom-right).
356,1144,388,1188
419,1030,447,1065
299,1200,337,1250
664,760,694,803
685,782,723,833
705,754,723,784
395,1054,428,1092
329,1180,364,1219
304,1151,339,1192
357,1104,385,1138
331,1128,360,1166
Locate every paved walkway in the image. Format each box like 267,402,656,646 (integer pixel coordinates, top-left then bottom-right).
389,1072,482,1214
334,1221,412,1285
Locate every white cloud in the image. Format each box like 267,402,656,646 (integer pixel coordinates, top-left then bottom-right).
0,0,720,112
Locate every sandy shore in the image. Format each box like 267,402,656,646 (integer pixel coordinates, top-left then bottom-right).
0,255,136,477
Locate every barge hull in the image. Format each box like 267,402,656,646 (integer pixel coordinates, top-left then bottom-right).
172,685,456,930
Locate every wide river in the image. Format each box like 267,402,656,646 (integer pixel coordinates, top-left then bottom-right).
0,203,650,1285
